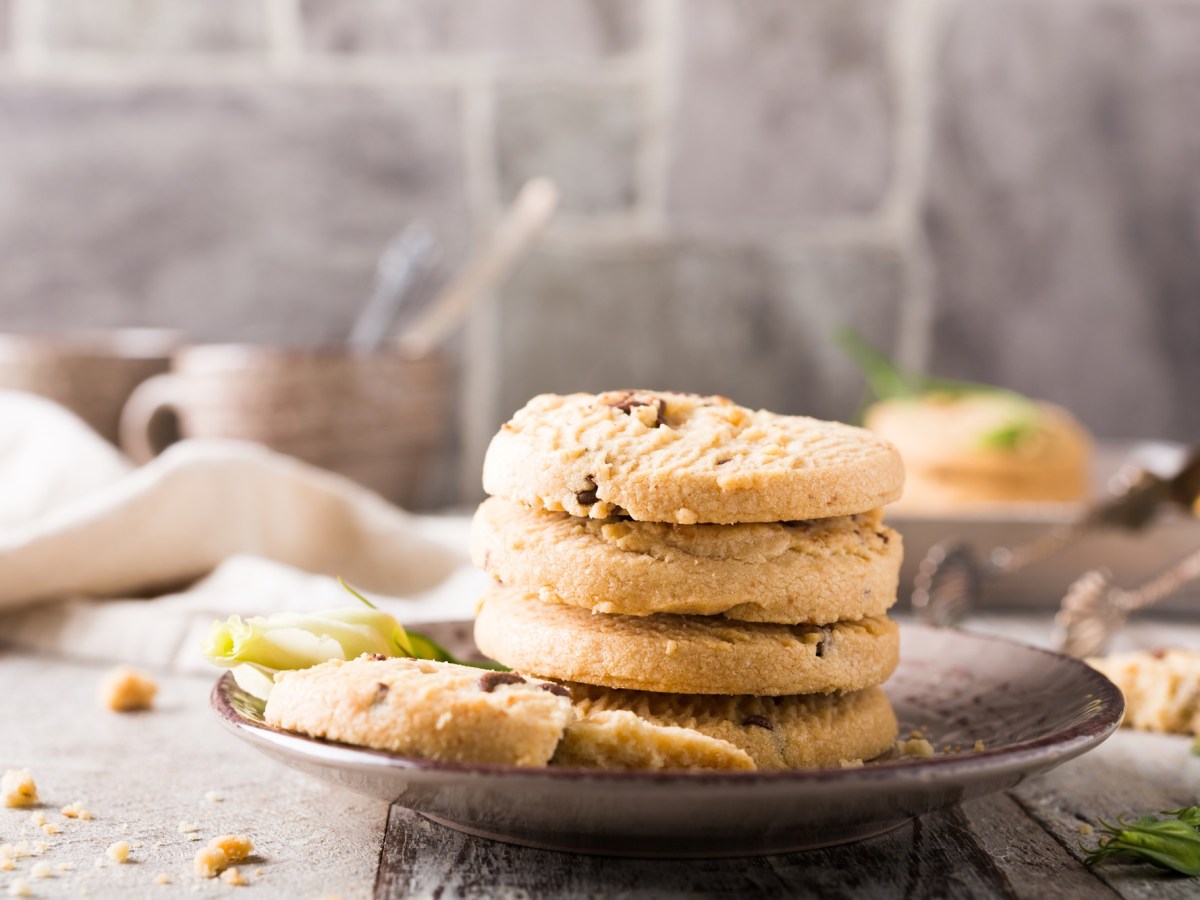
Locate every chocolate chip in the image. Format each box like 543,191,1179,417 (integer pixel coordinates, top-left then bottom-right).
742,715,774,731
715,458,731,466
576,475,599,506
877,531,890,545
478,671,526,692
538,683,571,698
372,682,390,704
364,653,387,661
815,626,832,659
608,392,667,427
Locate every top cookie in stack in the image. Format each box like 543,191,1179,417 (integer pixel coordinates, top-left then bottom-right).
472,390,905,769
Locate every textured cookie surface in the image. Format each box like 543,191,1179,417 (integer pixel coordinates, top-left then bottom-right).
474,587,900,695
472,497,902,624
264,655,573,767
483,391,904,524
553,710,756,771
566,685,898,770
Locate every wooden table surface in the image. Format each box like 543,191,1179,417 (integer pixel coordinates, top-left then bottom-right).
3,616,1198,900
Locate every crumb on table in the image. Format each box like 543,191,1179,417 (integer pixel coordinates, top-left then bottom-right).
106,840,131,863
154,873,172,885
61,801,93,820
7,879,31,897
194,834,254,879
99,665,158,712
1,770,38,808
220,866,247,886
29,861,51,879
1078,822,1094,835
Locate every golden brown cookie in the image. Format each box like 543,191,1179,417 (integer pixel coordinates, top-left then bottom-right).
564,684,898,770
264,655,573,766
864,394,1091,511
483,391,904,524
474,586,900,695
471,497,901,624
554,710,756,771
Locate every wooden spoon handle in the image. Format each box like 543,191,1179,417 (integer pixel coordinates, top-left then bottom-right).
397,178,559,357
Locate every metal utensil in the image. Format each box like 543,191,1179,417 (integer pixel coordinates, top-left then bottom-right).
1054,546,1200,657
348,223,440,354
912,443,1200,626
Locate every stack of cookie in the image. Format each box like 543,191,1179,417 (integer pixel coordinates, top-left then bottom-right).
471,390,906,770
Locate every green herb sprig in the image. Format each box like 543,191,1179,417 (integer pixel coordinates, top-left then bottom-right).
1084,807,1200,876
834,326,1041,450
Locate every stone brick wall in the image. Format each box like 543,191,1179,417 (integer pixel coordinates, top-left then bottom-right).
1,0,1197,494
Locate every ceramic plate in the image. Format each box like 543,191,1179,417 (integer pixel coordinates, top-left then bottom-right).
212,621,1123,858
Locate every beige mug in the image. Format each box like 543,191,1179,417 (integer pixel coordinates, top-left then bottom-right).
119,344,450,508
0,329,181,445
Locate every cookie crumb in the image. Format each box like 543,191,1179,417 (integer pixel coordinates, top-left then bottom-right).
1078,822,1094,835
61,801,93,820
107,840,131,863
33,842,47,855
178,821,200,834
186,833,201,842
220,867,247,886
194,834,253,879
7,879,31,898
1,769,38,808
99,665,158,712
30,861,51,879
0,859,12,872
55,863,72,872
41,823,59,836
973,739,986,752
203,791,223,803
894,737,936,759
154,873,172,885
29,812,46,827
839,758,865,769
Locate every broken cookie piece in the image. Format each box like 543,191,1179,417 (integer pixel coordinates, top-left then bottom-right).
264,655,573,767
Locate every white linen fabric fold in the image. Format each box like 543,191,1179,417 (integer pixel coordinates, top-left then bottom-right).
0,391,479,672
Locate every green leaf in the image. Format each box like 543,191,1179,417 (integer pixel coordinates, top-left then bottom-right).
1085,812,1200,876
835,326,1039,408
834,326,919,401
978,418,1038,452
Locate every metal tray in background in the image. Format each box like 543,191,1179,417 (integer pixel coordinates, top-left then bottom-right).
889,442,1200,615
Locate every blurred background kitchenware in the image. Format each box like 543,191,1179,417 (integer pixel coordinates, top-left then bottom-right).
397,178,559,358
348,223,441,355
119,344,450,509
906,443,1200,624
1055,545,1200,658
0,329,181,446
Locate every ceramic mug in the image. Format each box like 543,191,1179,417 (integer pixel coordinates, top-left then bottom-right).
119,344,450,507
0,329,181,445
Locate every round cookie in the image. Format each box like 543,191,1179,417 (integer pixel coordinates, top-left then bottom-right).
564,685,898,770
864,394,1091,511
482,391,904,524
471,497,902,625
264,655,573,767
474,586,900,696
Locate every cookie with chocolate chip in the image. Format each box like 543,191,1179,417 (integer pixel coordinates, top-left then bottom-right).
471,496,902,625
264,655,572,766
560,685,898,770
482,391,904,524
474,586,900,696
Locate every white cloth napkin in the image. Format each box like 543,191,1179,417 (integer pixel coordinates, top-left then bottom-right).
0,391,482,672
